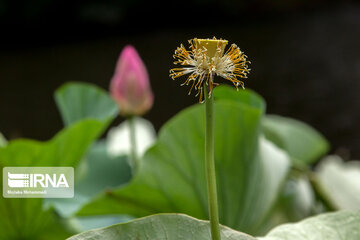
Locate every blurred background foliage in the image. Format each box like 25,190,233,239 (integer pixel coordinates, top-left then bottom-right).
0,0,359,159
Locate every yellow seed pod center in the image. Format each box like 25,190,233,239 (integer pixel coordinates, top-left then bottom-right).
197,38,228,59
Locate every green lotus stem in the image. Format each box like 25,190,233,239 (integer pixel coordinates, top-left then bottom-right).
204,82,221,240
128,116,138,172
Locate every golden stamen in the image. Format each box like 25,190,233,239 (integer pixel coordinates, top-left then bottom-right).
170,37,250,102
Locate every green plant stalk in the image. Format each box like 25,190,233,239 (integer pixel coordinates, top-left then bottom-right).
204,83,221,240
128,116,139,172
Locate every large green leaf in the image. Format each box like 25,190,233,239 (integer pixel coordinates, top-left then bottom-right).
213,86,266,112
313,155,360,211
0,120,106,240
76,141,132,199
48,82,132,218
213,86,328,165
262,115,329,165
0,120,104,167
257,175,316,235
260,210,360,240
68,211,360,240
0,82,122,239
69,214,134,233
48,141,132,218
54,82,118,126
68,214,256,240
77,88,290,234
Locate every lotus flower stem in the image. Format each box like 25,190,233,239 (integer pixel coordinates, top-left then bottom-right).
128,116,139,172
169,37,249,240
204,81,221,240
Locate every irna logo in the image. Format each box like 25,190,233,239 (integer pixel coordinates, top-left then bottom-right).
3,167,74,198
8,172,69,188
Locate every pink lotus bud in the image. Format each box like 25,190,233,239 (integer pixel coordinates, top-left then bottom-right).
110,45,154,116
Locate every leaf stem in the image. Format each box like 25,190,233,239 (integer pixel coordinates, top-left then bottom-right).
128,116,138,172
204,82,221,240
